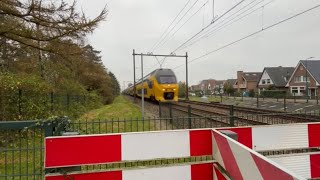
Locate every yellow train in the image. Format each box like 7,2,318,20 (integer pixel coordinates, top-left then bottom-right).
124,69,179,102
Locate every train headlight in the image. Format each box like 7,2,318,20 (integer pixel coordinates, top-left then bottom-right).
173,89,176,91
162,89,165,91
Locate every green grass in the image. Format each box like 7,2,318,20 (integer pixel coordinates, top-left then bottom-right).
80,95,142,120
73,95,160,134
1,96,175,179
188,96,228,102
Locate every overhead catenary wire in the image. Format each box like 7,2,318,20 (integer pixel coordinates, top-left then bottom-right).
180,0,266,50
152,0,201,52
149,0,192,52
156,0,209,50
171,0,247,53
182,0,274,50
152,0,246,70
172,3,320,70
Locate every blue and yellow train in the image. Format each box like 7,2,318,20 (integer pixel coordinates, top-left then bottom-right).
124,69,179,102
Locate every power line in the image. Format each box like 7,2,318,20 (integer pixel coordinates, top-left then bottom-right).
182,0,273,50
180,0,265,50
156,0,209,50
149,0,192,52
153,0,247,70
173,3,320,70
153,0,201,52
171,0,247,53
152,0,199,51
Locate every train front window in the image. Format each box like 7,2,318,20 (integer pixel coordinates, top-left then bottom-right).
158,76,176,84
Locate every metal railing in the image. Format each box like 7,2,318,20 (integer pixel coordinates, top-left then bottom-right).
0,90,100,121
1,112,320,179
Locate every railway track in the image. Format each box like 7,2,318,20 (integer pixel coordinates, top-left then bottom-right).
172,103,267,126
176,100,320,124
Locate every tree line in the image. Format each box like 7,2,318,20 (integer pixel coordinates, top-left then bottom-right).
0,0,120,119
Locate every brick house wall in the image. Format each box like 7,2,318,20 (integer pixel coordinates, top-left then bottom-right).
287,64,319,97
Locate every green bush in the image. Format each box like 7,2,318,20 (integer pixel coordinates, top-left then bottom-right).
0,73,103,120
261,90,287,98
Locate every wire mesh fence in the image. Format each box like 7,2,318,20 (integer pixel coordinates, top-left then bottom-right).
1,111,320,179
0,90,100,121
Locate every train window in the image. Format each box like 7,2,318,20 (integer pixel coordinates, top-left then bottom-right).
148,80,153,88
158,76,177,84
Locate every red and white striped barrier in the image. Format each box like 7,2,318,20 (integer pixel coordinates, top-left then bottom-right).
269,153,320,179
45,162,217,180
212,129,304,180
45,129,212,168
219,123,320,151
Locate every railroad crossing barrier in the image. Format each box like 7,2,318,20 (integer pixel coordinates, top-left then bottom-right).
43,123,320,179
46,162,225,180
218,123,320,151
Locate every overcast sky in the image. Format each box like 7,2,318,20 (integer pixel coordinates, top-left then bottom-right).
73,0,320,89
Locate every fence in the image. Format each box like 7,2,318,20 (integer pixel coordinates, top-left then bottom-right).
1,111,320,179
191,92,320,105
0,90,100,121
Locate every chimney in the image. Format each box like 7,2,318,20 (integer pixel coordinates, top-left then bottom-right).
237,71,243,85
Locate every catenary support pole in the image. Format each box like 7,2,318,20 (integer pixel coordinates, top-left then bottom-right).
141,54,144,120
186,52,189,100
133,49,136,102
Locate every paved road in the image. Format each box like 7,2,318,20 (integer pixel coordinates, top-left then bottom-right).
220,96,320,113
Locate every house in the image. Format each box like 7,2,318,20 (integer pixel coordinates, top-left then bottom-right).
286,60,320,97
224,79,237,89
198,79,217,94
223,79,237,95
258,66,294,94
189,85,200,92
214,80,226,94
235,71,262,93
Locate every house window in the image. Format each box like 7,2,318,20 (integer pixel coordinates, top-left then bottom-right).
294,76,300,82
303,76,310,82
262,80,266,84
267,79,271,84
291,87,298,94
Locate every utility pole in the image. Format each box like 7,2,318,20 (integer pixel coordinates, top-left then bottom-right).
212,0,215,22
141,54,144,119
133,49,136,102
186,52,189,100
305,57,314,103
306,60,308,103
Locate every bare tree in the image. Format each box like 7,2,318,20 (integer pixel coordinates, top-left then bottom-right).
0,0,107,52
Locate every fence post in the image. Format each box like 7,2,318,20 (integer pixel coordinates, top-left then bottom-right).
317,95,319,105
18,89,22,117
169,103,173,123
229,105,234,127
67,93,70,110
241,93,243,101
256,93,259,108
188,105,192,129
284,95,287,112
159,102,162,118
50,92,54,112
294,93,296,103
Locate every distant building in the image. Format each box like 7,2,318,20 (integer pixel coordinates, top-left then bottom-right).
258,66,294,94
214,80,226,94
286,60,320,97
189,85,200,91
223,79,237,95
198,79,217,94
235,71,262,93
